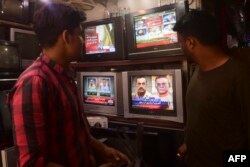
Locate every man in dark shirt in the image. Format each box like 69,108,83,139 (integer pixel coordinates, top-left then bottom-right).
173,10,250,167
7,2,130,167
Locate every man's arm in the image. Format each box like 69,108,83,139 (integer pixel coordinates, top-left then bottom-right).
11,76,56,167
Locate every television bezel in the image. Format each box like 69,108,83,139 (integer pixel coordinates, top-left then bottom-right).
122,69,184,123
77,72,124,116
10,28,41,68
125,2,189,59
0,40,21,73
0,0,30,24
81,16,125,61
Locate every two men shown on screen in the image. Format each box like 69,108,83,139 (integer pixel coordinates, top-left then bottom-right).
131,75,173,110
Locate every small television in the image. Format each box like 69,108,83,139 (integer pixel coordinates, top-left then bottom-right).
0,40,20,73
125,2,189,59
77,72,124,116
10,28,41,68
0,0,30,23
81,16,125,61
122,69,184,123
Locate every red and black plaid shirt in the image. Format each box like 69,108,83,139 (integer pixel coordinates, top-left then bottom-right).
7,55,93,167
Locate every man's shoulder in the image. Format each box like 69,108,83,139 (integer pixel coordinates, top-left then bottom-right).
16,60,51,86
228,57,250,77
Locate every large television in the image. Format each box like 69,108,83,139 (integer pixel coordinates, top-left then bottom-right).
10,28,41,68
81,16,125,61
125,2,189,59
0,40,20,73
0,0,30,23
122,69,184,123
77,72,124,116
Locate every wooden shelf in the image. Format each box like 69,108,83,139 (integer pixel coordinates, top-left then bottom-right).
0,20,33,30
87,114,185,130
71,55,186,69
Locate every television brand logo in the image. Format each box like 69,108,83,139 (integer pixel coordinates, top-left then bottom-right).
224,151,250,167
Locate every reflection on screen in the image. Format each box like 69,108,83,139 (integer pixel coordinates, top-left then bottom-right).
85,23,116,54
2,0,23,17
134,9,177,48
0,45,19,68
15,32,41,60
131,75,174,111
83,76,115,106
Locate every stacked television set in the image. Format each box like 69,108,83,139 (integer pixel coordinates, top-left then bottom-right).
77,2,188,125
10,28,41,68
76,69,184,123
0,40,20,73
80,2,188,61
125,1,189,59
0,0,30,23
81,16,125,61
77,72,124,116
122,69,184,123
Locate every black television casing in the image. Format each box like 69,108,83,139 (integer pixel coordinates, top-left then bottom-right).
125,2,189,59
81,16,125,61
0,0,30,23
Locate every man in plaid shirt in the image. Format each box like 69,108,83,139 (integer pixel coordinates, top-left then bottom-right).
8,2,130,167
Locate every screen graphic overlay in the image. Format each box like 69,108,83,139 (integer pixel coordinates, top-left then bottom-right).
83,76,115,106
134,9,177,48
85,23,116,54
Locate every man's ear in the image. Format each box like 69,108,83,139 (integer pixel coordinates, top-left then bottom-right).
185,37,196,50
62,30,71,44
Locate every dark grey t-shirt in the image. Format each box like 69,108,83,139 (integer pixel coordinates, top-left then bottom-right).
186,58,250,167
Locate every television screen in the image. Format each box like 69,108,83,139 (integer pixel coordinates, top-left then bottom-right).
81,16,125,61
131,74,174,113
0,0,30,23
0,44,19,69
0,40,20,72
85,23,116,54
10,28,41,68
77,72,124,116
123,69,184,123
134,9,177,48
83,76,115,106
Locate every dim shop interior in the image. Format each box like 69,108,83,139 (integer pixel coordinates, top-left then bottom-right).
0,0,249,166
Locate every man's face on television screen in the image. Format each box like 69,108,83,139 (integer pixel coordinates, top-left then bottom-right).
156,77,169,95
136,78,147,94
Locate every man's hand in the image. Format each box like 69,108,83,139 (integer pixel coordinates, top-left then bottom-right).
90,136,131,166
177,143,187,161
101,146,132,166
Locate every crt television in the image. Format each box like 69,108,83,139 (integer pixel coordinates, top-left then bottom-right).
0,40,20,73
0,0,30,23
10,28,41,68
125,2,189,59
81,16,125,61
122,69,184,123
77,72,124,116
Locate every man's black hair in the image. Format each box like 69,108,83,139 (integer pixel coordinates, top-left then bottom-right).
33,2,86,48
173,10,219,46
